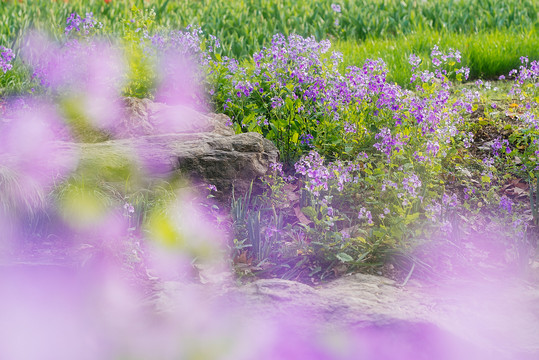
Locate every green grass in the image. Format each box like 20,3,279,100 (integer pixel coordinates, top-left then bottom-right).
2,0,537,54
335,28,539,86
0,0,538,92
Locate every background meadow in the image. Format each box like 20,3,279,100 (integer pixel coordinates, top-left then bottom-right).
1,0,539,93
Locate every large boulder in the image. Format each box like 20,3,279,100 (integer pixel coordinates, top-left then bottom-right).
67,98,279,199
155,273,539,360
114,98,236,138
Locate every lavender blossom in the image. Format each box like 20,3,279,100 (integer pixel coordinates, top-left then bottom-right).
0,46,14,73
331,3,341,12
65,12,98,36
499,195,512,214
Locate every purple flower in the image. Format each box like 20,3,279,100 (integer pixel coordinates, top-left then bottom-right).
402,173,422,197
331,3,341,13
463,187,475,200
327,207,334,216
0,46,14,73
223,98,232,111
408,54,421,67
65,12,98,36
499,195,512,213
271,96,284,108
123,202,135,214
343,122,357,134
456,67,470,80
442,193,458,208
300,133,314,147
491,137,511,156
358,207,373,225
373,127,407,159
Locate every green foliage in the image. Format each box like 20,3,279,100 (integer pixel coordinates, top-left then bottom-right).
121,6,158,99
335,28,539,87
1,0,538,94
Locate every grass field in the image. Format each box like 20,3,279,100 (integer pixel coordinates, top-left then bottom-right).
0,0,538,92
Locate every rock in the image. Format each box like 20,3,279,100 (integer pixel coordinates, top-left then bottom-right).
114,97,235,138
155,273,539,359
63,98,279,199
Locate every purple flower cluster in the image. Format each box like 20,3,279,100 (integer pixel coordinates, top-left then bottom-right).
508,56,539,100
253,33,331,90
462,132,474,148
373,127,407,159
410,47,468,89
219,33,404,146
442,193,458,208
0,45,14,73
409,54,422,69
148,26,216,67
518,112,538,130
299,133,314,147
463,187,475,200
425,193,457,231
491,137,511,156
65,12,98,36
402,172,422,197
425,201,442,223
358,207,373,225
331,3,341,13
295,151,330,196
271,96,284,108
499,195,512,214
295,151,361,196
123,202,135,214
343,121,357,134
511,56,539,84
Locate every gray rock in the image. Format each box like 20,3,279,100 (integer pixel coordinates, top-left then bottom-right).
114,97,235,138
155,273,539,359
62,98,279,199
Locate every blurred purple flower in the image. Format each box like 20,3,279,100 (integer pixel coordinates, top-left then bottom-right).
65,12,98,36
408,54,421,68
21,33,125,132
499,195,512,213
331,3,341,12
154,51,208,111
0,101,77,208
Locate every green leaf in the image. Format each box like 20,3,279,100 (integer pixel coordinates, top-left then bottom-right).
301,206,318,222
336,252,354,262
405,212,419,225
